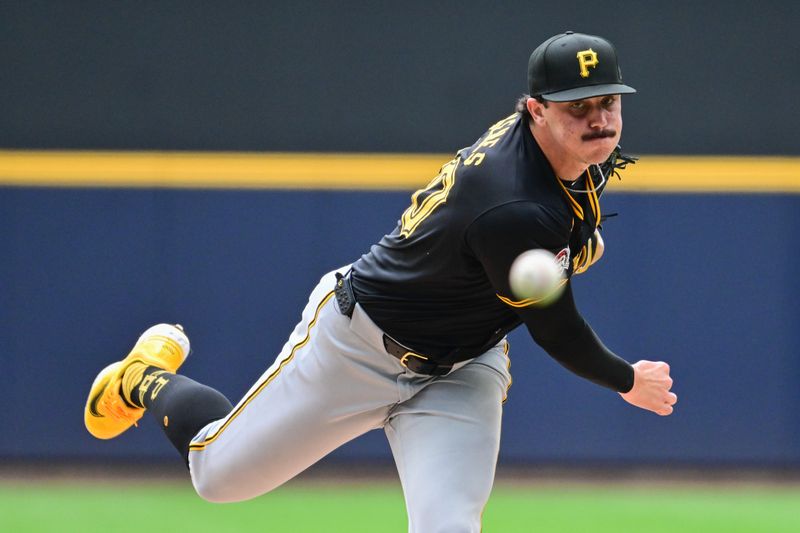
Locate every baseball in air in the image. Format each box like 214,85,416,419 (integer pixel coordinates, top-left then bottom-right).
508,249,567,305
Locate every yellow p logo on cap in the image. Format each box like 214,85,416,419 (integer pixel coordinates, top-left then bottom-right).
577,49,599,78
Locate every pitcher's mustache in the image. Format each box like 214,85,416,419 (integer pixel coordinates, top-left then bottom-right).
582,130,617,140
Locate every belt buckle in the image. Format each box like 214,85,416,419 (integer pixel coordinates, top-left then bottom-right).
399,351,428,368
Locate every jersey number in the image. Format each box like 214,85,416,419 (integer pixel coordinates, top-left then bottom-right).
399,157,458,238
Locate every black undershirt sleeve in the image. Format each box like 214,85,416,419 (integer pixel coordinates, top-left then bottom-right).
466,201,634,392
516,284,634,392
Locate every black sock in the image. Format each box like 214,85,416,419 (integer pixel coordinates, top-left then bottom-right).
135,366,233,465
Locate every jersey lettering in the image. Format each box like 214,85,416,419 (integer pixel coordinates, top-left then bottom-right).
399,157,458,238
464,114,517,167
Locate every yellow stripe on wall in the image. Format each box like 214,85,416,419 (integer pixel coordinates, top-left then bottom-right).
0,150,447,190
613,156,800,193
0,150,798,193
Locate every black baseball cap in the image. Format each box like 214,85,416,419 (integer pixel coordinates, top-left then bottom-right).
528,31,635,102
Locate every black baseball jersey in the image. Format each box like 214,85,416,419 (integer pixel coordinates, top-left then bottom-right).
352,112,633,392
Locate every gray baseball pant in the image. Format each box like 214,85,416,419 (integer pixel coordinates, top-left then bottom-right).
187,267,512,533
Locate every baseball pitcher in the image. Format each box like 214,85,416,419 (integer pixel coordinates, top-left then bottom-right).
85,31,676,533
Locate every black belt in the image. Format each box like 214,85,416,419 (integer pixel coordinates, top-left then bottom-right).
334,272,453,376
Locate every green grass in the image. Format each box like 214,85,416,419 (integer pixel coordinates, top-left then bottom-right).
1,482,799,532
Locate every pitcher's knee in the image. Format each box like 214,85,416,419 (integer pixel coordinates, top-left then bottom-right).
191,462,279,503
192,472,244,503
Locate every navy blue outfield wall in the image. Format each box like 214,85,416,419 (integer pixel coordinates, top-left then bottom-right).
1,186,798,465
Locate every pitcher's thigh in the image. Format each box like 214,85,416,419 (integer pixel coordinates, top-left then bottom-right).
188,305,393,502
385,358,510,533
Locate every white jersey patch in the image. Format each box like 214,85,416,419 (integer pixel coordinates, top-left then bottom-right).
554,247,570,275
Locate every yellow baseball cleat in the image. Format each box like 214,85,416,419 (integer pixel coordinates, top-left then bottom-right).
84,324,190,440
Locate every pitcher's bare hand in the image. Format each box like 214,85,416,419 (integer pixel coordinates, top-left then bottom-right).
619,360,677,415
